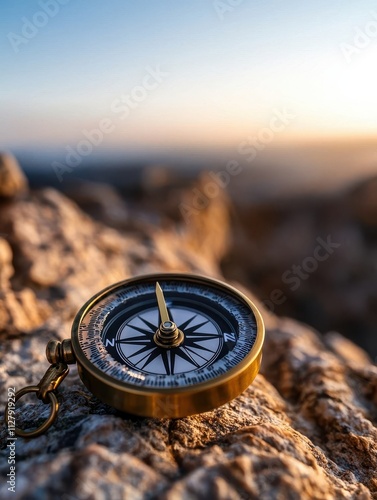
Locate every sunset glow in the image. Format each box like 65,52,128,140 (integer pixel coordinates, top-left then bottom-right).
1,0,377,154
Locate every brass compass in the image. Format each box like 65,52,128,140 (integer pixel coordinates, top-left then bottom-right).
4,273,265,437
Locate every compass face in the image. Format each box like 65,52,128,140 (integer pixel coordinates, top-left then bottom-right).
75,276,260,390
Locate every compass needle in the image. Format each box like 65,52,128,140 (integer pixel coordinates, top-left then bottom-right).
154,282,184,348
155,282,170,324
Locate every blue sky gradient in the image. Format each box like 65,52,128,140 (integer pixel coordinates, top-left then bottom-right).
1,0,376,156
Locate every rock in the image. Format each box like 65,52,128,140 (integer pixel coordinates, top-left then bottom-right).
178,173,231,264
0,178,376,499
0,237,50,335
63,180,130,229
0,238,13,286
222,175,377,360
0,153,28,199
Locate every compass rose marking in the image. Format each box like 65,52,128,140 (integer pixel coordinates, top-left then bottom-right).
127,323,154,336
186,333,222,340
183,320,210,335
176,348,200,368
116,340,152,347
178,314,198,331
170,350,176,374
106,304,226,375
139,348,163,371
183,338,216,352
184,345,210,363
116,335,151,344
139,316,158,332
161,350,171,375
127,344,156,360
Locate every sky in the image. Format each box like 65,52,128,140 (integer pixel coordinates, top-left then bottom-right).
1,0,377,160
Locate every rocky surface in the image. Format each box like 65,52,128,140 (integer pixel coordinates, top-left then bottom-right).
0,155,376,499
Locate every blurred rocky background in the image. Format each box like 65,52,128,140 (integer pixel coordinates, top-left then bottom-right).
18,148,377,360
0,152,376,499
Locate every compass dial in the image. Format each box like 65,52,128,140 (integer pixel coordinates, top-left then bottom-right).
71,274,264,417
107,306,223,375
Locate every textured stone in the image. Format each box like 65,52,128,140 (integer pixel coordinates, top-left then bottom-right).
0,169,376,499
0,153,28,199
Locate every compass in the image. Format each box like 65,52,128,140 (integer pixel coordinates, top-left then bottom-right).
4,273,264,437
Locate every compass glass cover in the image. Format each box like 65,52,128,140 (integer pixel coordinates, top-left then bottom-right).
77,277,258,389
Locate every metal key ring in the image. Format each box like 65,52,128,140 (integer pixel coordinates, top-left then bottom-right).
4,386,59,438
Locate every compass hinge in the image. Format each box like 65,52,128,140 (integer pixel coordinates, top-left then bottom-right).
46,339,76,364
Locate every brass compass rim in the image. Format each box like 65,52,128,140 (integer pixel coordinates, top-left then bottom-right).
71,272,265,417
